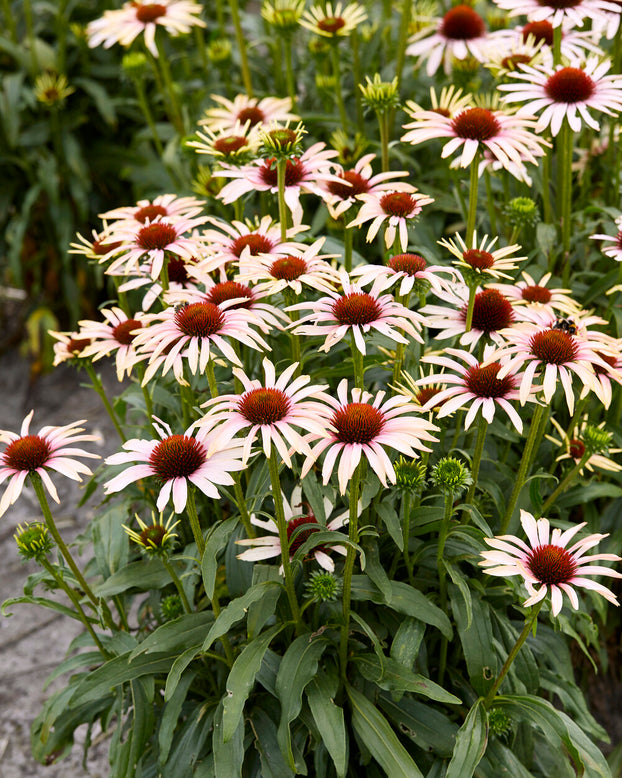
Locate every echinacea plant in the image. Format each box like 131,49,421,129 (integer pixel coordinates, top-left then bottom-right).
3,0,622,776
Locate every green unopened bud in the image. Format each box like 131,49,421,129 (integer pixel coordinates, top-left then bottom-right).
329,128,368,166
161,594,184,621
124,512,179,558
451,56,480,90
488,707,512,737
306,570,342,601
122,52,149,80
259,121,306,159
15,522,54,561
431,457,472,496
360,74,399,114
394,457,427,494
262,0,305,32
316,73,338,92
582,424,612,456
505,197,539,229
207,39,232,63
192,165,227,198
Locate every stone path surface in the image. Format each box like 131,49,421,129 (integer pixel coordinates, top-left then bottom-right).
0,351,118,777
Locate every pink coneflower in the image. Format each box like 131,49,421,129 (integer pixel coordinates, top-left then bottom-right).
499,58,622,136
78,308,147,381
439,232,526,281
236,486,348,572
103,215,208,279
199,94,299,133
320,153,411,219
290,274,424,355
403,85,474,121
217,142,342,225
488,271,578,316
186,120,261,164
422,285,517,349
116,253,201,311
350,253,455,297
69,226,123,263
199,358,331,466
401,105,547,171
198,216,307,277
591,219,622,261
49,331,92,365
347,188,434,251
301,380,439,494
104,418,245,513
237,238,340,296
406,4,491,76
488,21,604,69
480,509,621,616
584,338,622,409
87,1,206,58
492,320,612,413
100,194,206,228
132,301,269,384
0,412,99,517
491,0,618,29
166,275,288,334
417,346,528,432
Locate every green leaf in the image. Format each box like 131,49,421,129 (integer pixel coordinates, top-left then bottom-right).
363,540,392,603
347,684,424,777
276,633,328,769
250,708,296,778
202,518,238,600
445,698,488,778
70,651,176,706
450,585,496,697
379,694,457,757
222,624,284,742
307,668,347,778
2,595,91,623
202,581,281,651
351,575,453,639
130,612,213,659
213,699,244,778
164,645,203,701
375,501,403,551
94,558,181,597
350,611,386,676
390,617,425,672
158,671,196,765
444,560,472,629
496,694,611,777
74,76,117,126
42,651,102,691
91,503,130,579
355,654,461,704
247,564,283,639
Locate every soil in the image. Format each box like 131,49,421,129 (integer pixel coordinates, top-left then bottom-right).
0,348,620,777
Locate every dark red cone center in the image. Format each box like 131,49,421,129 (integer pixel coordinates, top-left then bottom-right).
113,319,142,345
526,544,577,585
332,293,382,325
149,435,207,480
452,108,501,141
3,435,52,471
545,67,595,104
332,403,385,444
174,302,225,337
530,329,578,364
238,387,291,424
440,5,486,40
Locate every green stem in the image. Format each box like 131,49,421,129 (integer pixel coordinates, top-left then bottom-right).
30,474,113,626
233,475,255,538
284,287,302,370
84,362,127,443
464,283,477,332
538,451,590,518
559,121,574,285
466,155,480,247
340,462,362,680
484,169,497,236
1,0,18,42
350,333,364,390
352,32,364,133
395,0,413,93
229,0,253,96
283,34,296,105
23,0,39,73
541,142,553,226
163,558,192,613
378,110,390,173
268,450,303,632
330,44,348,130
483,600,544,708
155,37,185,135
401,491,414,583
463,414,487,516
40,558,109,657
344,224,353,273
206,360,219,399
437,491,454,685
500,403,545,534
277,157,289,241
552,24,562,66
185,486,205,558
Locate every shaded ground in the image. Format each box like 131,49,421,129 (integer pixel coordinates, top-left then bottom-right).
0,348,620,776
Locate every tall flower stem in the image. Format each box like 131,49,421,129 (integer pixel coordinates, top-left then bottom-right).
541,144,553,225
154,39,185,135
538,450,590,518
206,359,219,399
185,485,206,558
484,169,497,235
268,450,303,633
464,414,487,509
483,600,544,708
277,158,289,241
466,156,480,247
330,44,348,130
1,0,18,42
401,490,414,583
350,334,364,390
344,225,354,273
30,474,114,628
395,0,412,93
284,288,302,371
464,283,478,332
229,0,253,96
84,362,127,443
340,461,362,680
162,557,192,613
40,557,109,657
500,403,545,534
23,0,39,73
233,475,255,539
378,110,390,173
283,35,296,105
558,121,574,283
352,32,364,133
437,491,455,685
